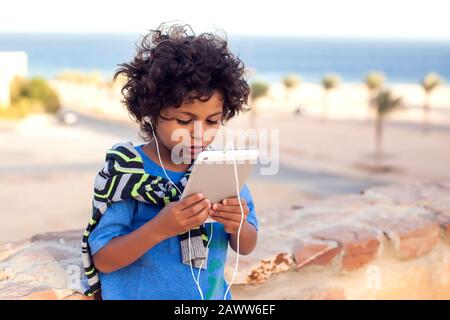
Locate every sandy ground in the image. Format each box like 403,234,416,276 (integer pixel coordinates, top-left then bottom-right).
0,116,122,242
238,112,450,185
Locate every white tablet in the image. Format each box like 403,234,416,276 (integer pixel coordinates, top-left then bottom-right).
180,149,259,223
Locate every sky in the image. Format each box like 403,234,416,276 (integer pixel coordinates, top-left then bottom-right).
0,0,449,40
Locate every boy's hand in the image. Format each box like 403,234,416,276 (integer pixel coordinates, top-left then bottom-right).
209,197,249,234
154,193,211,239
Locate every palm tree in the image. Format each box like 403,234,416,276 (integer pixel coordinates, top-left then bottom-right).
248,80,269,128
364,71,385,121
321,73,341,120
421,72,443,133
282,74,302,111
371,89,402,167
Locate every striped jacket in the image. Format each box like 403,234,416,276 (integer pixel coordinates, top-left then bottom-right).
81,141,209,297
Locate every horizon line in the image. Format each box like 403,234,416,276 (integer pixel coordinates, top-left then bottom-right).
0,31,449,43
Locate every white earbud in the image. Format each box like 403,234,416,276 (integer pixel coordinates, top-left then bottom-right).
143,116,154,130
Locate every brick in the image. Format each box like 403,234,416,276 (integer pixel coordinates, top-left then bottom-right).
62,293,94,300
361,213,440,260
342,252,377,270
292,238,341,269
397,223,440,260
311,225,380,271
25,289,58,300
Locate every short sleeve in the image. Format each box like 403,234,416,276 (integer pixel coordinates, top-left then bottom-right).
88,199,136,256
239,184,259,231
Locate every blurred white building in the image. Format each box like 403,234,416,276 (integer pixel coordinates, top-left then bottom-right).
0,52,28,107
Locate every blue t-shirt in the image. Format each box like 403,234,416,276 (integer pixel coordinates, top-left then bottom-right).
88,144,259,300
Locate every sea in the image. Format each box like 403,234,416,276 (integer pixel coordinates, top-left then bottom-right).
0,33,449,84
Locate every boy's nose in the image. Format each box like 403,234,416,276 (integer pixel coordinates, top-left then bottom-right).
191,139,204,147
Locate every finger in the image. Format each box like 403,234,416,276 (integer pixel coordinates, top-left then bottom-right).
185,206,210,228
209,215,238,229
211,203,249,215
221,197,247,206
211,210,245,222
181,198,211,219
179,193,204,210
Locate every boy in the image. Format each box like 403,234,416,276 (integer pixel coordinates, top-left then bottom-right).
84,23,258,300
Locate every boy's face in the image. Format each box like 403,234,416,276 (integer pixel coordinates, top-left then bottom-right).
155,90,224,160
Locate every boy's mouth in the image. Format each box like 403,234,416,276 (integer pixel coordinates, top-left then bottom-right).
190,146,205,154
182,145,205,156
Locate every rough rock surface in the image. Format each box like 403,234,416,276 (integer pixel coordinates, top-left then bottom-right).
2,182,450,299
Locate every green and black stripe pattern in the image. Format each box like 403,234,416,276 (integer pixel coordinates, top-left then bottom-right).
81,141,210,297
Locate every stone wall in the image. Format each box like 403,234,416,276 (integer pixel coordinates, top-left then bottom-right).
1,182,450,299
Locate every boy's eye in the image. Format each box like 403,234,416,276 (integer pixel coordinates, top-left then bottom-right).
176,119,192,125
176,119,219,125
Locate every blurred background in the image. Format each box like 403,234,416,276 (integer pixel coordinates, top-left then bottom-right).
0,0,449,243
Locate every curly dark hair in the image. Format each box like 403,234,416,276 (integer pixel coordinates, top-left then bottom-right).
113,23,251,140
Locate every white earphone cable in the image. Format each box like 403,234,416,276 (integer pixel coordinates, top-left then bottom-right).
223,142,243,300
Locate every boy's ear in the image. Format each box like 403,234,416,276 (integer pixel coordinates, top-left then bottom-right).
143,116,152,124
141,116,156,134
